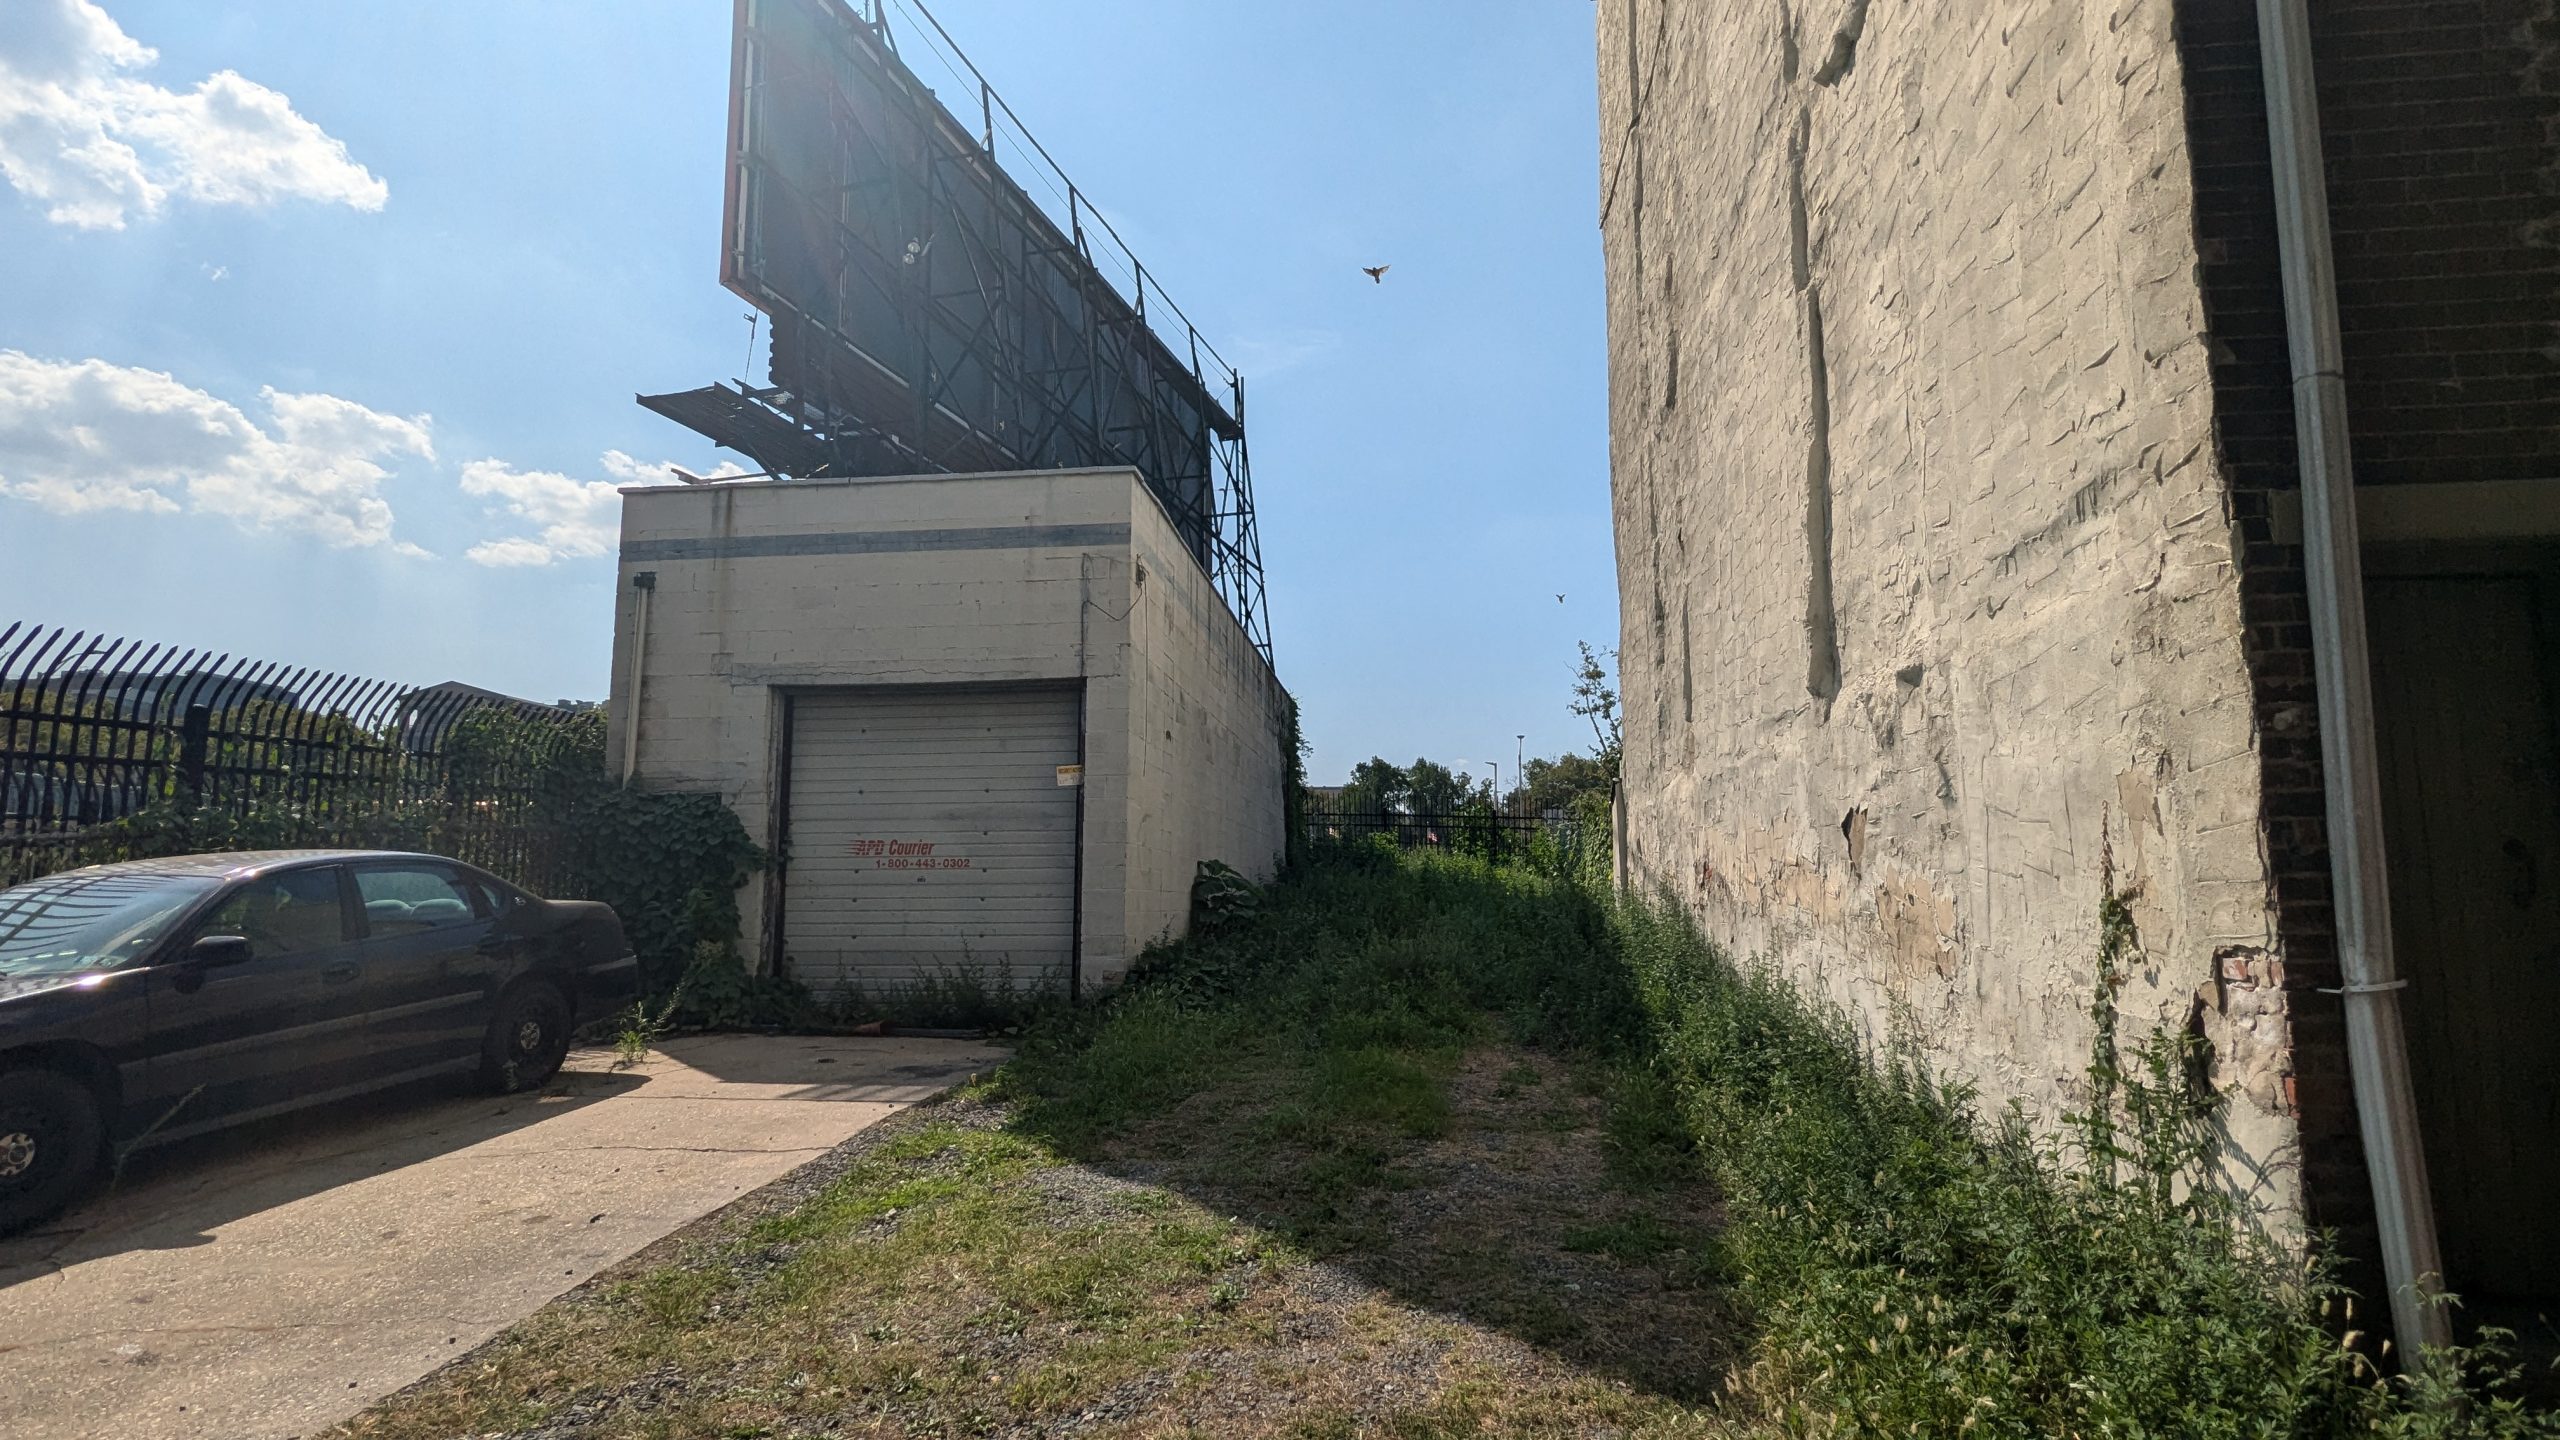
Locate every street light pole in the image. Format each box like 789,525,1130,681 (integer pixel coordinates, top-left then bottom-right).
1515,735,1525,813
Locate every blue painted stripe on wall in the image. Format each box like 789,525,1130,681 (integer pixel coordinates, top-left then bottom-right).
621,522,1132,563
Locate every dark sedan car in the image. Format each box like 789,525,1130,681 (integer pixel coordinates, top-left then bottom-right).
0,850,640,1232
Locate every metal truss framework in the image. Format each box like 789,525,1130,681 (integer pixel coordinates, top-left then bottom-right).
644,0,1271,663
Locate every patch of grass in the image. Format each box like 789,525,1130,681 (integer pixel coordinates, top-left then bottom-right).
1533,1100,1588,1133
1005,848,2560,1435
1599,1064,1700,1188
628,1264,723,1326
1560,1212,1686,1263
339,1115,1284,1438
823,957,1050,1032
999,990,1260,1146
1313,1043,1456,1138
342,848,2557,1439
1601,878,2560,1436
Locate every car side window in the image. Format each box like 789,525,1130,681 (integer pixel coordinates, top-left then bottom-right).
456,876,504,919
355,867,481,936
191,869,349,956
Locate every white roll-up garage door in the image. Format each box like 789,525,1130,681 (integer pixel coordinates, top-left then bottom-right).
782,686,1081,998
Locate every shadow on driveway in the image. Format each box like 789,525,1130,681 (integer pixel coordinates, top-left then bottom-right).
0,1034,1004,1440
0,1065,644,1293
648,1031,1001,1101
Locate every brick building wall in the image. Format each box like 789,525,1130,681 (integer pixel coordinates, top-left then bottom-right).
2171,0,2560,1293
1598,0,2308,1222
2318,0,2560,490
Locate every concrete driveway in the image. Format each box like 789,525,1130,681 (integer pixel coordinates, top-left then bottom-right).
0,1033,1005,1440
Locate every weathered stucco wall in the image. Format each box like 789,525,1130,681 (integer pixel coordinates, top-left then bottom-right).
1599,1,2302,1215
606,467,1285,991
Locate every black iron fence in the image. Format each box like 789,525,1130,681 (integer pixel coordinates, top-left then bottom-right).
0,622,596,890
1301,790,1593,872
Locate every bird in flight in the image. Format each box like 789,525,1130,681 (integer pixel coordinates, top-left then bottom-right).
1556,593,1567,603
1362,265,1390,283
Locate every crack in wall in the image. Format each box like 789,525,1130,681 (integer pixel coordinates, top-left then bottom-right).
1790,114,1842,704
1812,0,1873,86
1662,260,1681,412
1789,115,1812,289
1803,286,1842,703
1599,0,1675,226
1630,128,1647,281
1681,603,1695,722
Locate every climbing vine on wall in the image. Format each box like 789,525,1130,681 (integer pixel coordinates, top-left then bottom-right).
1280,690,1311,874
456,710,774,1008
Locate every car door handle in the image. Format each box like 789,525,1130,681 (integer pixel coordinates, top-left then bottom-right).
322,961,359,984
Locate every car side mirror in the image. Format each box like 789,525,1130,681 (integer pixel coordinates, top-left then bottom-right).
186,934,254,968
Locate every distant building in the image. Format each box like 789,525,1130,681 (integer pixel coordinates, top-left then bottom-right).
1600,2,2559,1339
67,669,297,720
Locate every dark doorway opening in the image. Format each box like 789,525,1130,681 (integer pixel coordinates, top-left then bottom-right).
2366,539,2560,1362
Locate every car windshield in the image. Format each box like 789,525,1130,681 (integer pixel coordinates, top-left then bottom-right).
0,872,221,977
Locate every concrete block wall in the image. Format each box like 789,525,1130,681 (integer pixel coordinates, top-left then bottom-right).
1121,485,1291,955
606,466,1284,991
1599,1,2305,1219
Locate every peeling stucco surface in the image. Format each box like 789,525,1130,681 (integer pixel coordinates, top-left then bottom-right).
1598,0,2301,1221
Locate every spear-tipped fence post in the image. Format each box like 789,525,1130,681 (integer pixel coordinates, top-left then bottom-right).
177,704,211,809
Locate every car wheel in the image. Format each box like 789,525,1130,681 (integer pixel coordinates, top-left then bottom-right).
480,982,573,1094
0,1068,106,1236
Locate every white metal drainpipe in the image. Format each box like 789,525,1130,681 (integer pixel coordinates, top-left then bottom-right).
2254,0,2452,1360
622,571,656,786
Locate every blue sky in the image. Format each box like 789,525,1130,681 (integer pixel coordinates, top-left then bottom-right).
0,0,1616,786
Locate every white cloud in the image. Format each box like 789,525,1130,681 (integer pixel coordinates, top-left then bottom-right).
599,450,676,486
462,451,748,567
598,450,698,486
0,350,432,551
459,460,623,568
460,534,560,570
0,0,386,229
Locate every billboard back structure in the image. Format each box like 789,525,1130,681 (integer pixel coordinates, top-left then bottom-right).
642,0,1269,658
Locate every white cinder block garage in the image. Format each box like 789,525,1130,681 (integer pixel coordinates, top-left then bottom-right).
605,466,1287,999
783,687,1082,994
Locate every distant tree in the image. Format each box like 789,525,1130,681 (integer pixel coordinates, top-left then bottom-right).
1571,641,1622,781
1511,753,1613,817
1403,758,1482,816
1340,756,1408,823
